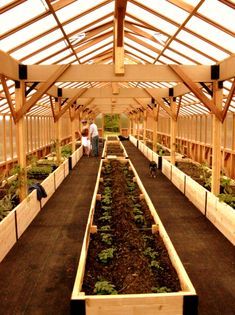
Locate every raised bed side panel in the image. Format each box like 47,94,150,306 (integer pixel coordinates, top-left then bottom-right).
77,146,83,161
171,166,186,194
185,177,206,215
71,160,103,298
119,141,129,158
63,160,69,177
41,172,56,208
147,147,153,161
162,158,172,180
129,135,137,147
85,294,184,315
152,152,159,167
16,190,40,238
0,210,17,262
206,192,235,245
54,164,65,189
71,151,77,168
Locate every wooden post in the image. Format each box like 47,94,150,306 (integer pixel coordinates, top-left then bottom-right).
129,114,133,135
143,110,147,144
54,98,61,164
102,113,104,138
152,107,158,152
15,81,27,201
211,82,223,195
71,105,76,153
136,113,140,140
170,98,177,165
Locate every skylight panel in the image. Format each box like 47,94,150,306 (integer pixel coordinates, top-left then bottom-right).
41,50,72,65
125,37,158,59
11,30,64,61
127,2,178,35
169,41,214,64
79,43,113,63
22,41,68,64
77,37,112,58
134,0,188,23
198,0,235,32
0,16,57,52
0,0,46,34
186,17,235,53
55,0,108,23
176,31,229,61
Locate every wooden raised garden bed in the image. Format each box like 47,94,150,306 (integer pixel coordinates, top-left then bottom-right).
71,158,197,315
103,138,128,159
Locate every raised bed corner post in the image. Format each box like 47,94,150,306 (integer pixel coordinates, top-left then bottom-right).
211,81,223,195
55,97,62,164
170,97,177,166
15,80,27,201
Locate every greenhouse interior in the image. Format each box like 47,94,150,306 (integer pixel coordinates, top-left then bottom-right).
0,0,235,314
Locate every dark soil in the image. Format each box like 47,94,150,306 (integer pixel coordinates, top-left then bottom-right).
106,144,124,156
177,161,206,186
82,160,181,295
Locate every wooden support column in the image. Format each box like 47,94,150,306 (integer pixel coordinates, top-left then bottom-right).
15,81,27,201
70,105,76,153
170,98,177,165
102,114,105,138
211,82,223,195
152,106,159,152
136,113,140,140
143,110,147,144
54,98,61,164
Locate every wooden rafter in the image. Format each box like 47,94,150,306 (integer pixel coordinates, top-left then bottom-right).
222,78,235,122
54,89,87,122
169,64,223,121
15,64,70,122
114,0,127,74
0,75,16,122
144,89,176,120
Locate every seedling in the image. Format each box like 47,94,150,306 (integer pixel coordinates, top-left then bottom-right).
134,214,145,226
101,233,113,245
94,280,117,295
100,225,111,232
144,247,159,260
150,260,163,270
98,213,112,223
151,286,171,293
98,247,116,264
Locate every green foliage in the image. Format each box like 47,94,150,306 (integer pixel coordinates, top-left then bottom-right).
151,286,172,293
0,194,14,221
98,247,116,264
156,144,165,156
218,193,235,209
27,165,52,178
100,225,111,232
150,260,163,270
134,214,145,226
98,213,112,223
104,114,120,133
144,247,159,260
220,177,232,194
101,205,112,212
94,280,117,295
61,145,72,158
127,181,136,192
100,233,113,245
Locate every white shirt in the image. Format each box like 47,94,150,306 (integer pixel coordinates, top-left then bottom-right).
89,123,98,138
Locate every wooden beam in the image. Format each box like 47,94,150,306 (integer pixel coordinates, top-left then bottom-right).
0,75,16,122
221,78,235,122
27,64,217,83
169,64,223,121
211,82,223,195
15,64,70,121
54,89,87,122
144,88,176,119
170,98,177,165
114,1,127,75
112,82,120,95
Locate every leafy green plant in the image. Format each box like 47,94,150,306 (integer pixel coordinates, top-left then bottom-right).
150,260,163,270
101,205,112,212
100,225,111,232
151,286,171,293
0,194,14,221
156,144,165,156
218,193,235,208
144,247,159,260
100,233,113,245
134,214,145,226
98,247,116,264
27,165,52,179
94,280,117,295
220,177,232,194
61,145,72,158
98,213,112,223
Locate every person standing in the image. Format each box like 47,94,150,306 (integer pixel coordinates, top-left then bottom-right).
89,118,99,157
79,120,91,156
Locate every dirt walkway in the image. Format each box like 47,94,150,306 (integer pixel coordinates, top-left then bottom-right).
123,140,235,315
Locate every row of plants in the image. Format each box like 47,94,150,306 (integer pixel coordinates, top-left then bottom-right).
82,160,181,295
0,144,73,222
176,161,235,209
